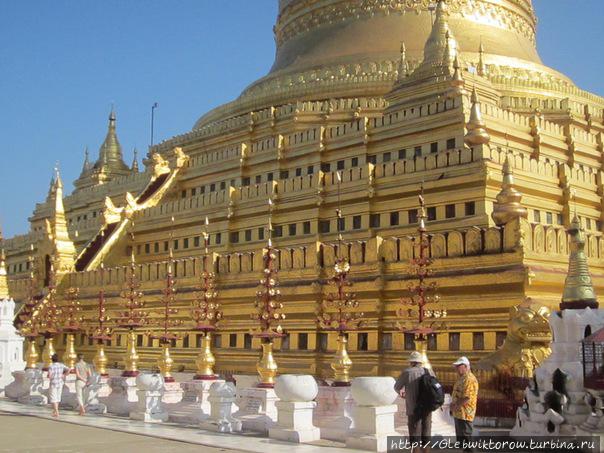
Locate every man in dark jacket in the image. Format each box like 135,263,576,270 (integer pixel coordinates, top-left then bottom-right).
394,351,434,452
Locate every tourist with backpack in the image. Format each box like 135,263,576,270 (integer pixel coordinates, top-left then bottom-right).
394,351,444,451
451,356,479,452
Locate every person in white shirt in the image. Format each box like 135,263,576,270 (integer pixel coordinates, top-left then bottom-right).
47,353,70,417
74,354,92,415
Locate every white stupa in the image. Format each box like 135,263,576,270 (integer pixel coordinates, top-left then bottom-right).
0,248,25,391
512,215,604,437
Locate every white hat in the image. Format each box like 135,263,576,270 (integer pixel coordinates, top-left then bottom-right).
453,356,470,367
409,351,423,363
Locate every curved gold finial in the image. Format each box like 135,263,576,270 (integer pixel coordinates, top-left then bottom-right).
464,87,490,146
560,216,598,310
492,155,528,225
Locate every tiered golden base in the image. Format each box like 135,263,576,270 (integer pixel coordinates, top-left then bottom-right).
41,337,56,371
25,338,39,369
257,340,278,388
158,343,175,382
331,334,353,386
122,330,140,377
93,342,108,376
194,333,217,380
62,334,77,371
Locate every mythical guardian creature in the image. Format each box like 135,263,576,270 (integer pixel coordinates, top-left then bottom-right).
478,297,552,378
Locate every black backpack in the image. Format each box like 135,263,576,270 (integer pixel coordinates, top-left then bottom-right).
416,368,445,415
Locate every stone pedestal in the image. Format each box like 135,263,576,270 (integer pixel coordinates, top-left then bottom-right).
345,377,399,453
269,375,321,443
97,375,112,398
200,381,242,433
85,374,108,414
162,381,183,404
347,405,399,452
0,298,25,391
104,376,138,416
233,374,259,410
5,369,47,406
270,401,321,443
168,379,221,424
232,386,279,433
130,373,168,423
314,385,355,441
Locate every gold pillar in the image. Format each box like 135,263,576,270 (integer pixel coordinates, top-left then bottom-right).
62,334,77,370
414,337,432,370
194,332,217,379
158,343,175,382
93,342,108,376
41,336,56,371
331,334,353,386
257,340,278,388
25,338,39,369
122,330,140,377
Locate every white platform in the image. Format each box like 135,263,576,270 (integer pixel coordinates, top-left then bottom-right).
0,398,362,453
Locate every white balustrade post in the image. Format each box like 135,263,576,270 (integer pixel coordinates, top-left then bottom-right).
269,374,321,443
346,377,399,452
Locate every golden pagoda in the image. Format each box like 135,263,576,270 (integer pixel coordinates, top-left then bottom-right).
4,0,604,385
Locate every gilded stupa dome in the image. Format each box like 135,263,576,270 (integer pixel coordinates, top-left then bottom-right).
194,0,600,129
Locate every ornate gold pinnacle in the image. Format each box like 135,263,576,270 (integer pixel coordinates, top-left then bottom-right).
25,339,39,369
464,88,490,146
331,335,353,385
560,215,598,310
93,342,108,376
257,340,278,388
62,334,77,371
191,218,222,380
123,330,140,377
492,156,528,225
251,199,287,387
195,332,217,379
317,172,364,385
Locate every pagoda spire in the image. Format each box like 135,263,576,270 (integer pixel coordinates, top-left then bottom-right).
411,0,458,80
46,169,57,202
51,166,69,242
80,147,91,175
131,148,139,172
46,166,76,276
397,42,409,81
560,216,598,310
93,108,130,174
464,87,490,146
492,155,528,225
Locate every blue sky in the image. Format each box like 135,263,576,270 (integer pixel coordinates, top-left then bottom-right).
0,0,602,237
